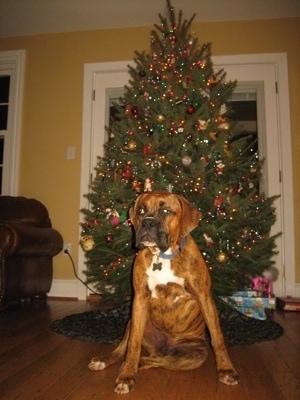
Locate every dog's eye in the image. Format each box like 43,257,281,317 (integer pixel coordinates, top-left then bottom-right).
137,207,146,215
160,208,172,215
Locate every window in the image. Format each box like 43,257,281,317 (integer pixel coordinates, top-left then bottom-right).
0,75,11,193
0,50,25,195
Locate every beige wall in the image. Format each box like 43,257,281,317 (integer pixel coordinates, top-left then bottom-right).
0,17,299,282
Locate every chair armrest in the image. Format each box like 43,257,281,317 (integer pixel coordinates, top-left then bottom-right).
0,223,63,257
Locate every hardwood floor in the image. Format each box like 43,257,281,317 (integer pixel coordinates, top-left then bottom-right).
0,299,299,400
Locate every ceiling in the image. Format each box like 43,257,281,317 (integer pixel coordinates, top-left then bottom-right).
0,0,299,38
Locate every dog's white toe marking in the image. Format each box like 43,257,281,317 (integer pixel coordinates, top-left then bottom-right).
88,359,106,371
115,382,130,394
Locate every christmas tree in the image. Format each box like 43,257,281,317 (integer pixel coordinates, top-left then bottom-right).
80,1,279,305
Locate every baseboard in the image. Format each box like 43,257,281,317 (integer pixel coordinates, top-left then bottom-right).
48,279,79,299
48,296,78,301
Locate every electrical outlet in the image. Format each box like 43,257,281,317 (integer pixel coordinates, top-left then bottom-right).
63,243,71,255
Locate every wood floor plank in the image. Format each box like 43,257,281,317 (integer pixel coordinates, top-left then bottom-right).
230,343,286,400
0,338,84,400
218,346,250,400
37,343,107,400
258,340,300,400
0,300,299,400
269,333,300,380
273,310,300,348
0,329,67,382
64,362,122,400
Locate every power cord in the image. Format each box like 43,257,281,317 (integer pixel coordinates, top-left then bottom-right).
64,249,101,296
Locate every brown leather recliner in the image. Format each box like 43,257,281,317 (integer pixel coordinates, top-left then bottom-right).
0,196,63,306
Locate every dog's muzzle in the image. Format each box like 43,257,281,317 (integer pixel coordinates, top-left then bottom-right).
135,216,169,252
141,217,159,229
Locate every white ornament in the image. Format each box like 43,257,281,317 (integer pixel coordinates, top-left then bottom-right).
182,155,192,166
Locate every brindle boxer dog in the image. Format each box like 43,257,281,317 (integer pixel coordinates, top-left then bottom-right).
89,191,239,394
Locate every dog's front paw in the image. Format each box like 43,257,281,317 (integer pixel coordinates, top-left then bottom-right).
114,376,136,394
88,357,107,371
219,369,239,385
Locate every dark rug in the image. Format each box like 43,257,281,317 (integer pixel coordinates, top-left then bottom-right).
50,301,283,346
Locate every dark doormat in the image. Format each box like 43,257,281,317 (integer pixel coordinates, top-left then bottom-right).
50,301,283,346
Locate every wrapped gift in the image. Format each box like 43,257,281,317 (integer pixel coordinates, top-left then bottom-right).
221,292,276,320
233,290,262,297
252,276,272,296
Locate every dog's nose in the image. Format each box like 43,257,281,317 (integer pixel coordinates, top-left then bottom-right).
141,217,158,229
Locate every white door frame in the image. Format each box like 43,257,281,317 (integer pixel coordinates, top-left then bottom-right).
0,50,25,195
77,53,295,300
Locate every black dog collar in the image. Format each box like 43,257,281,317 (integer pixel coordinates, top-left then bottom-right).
158,235,188,260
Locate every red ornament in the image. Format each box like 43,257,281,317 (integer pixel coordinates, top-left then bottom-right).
105,233,113,243
132,179,141,192
110,216,120,226
186,104,195,114
143,143,152,155
131,106,138,117
122,163,132,179
214,195,224,208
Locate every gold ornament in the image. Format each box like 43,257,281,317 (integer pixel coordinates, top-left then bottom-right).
156,114,165,123
80,235,95,252
216,251,227,263
127,139,137,151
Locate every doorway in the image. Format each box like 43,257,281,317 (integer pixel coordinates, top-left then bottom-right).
79,53,294,299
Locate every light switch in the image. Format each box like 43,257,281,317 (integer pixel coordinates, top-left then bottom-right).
66,146,75,160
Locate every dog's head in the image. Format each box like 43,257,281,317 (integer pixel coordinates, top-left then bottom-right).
129,191,201,252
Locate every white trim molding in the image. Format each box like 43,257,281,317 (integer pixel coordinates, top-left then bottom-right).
48,279,79,299
0,50,25,195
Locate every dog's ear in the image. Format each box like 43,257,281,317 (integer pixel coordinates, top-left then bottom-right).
129,204,137,228
178,196,201,236
129,194,145,228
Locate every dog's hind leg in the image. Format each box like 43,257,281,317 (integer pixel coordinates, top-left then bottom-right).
139,340,208,371
89,320,131,371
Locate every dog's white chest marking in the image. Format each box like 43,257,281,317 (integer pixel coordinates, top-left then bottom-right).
146,249,184,298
